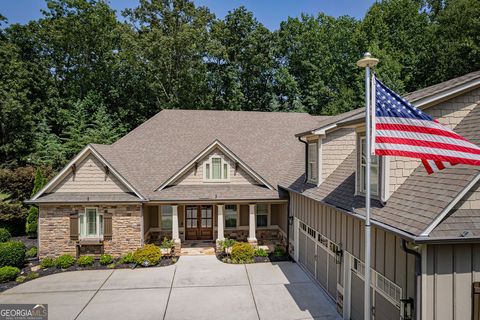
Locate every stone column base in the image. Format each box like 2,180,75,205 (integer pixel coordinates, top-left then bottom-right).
247,237,258,248
173,239,181,256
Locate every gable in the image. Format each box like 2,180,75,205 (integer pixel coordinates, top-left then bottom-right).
50,153,131,193
171,148,262,186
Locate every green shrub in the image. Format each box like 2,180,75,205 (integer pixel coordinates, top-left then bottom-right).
55,254,75,269
16,275,26,283
120,252,135,264
26,272,39,280
160,237,174,249
0,228,11,242
253,248,268,257
99,254,113,265
133,244,162,266
25,207,38,238
0,241,26,268
77,256,94,267
0,202,28,236
219,238,236,251
0,266,20,283
107,263,116,269
230,242,254,263
273,245,286,257
25,247,38,258
40,257,55,268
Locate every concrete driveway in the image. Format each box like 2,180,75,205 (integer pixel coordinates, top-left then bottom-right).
0,256,340,320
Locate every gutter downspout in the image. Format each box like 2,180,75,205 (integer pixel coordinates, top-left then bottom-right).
402,239,422,320
298,136,308,183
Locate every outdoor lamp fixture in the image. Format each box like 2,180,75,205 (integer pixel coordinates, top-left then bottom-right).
400,298,414,320
335,243,343,264
288,216,294,225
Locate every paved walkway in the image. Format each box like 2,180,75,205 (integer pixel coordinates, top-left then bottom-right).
0,256,340,320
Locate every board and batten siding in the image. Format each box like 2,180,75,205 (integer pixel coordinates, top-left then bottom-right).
289,191,416,301
174,148,260,185
425,243,480,320
52,153,130,193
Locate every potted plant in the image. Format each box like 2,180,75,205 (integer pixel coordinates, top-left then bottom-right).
160,237,174,256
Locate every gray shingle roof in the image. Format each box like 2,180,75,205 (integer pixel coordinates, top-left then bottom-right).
281,89,480,239
28,192,142,203
150,184,283,201
92,110,328,199
430,209,480,238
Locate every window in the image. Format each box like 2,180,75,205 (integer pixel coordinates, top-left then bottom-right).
359,136,379,196
225,205,237,228
204,156,230,181
256,204,268,227
79,208,103,238
161,205,172,230
307,142,318,183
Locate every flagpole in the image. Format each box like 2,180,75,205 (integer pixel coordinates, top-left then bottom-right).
357,52,379,320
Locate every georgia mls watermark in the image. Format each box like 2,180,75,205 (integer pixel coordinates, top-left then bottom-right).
0,304,48,320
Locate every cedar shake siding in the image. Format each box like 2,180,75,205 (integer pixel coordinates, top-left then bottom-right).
39,204,142,258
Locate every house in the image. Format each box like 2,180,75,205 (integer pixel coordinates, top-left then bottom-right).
28,70,480,320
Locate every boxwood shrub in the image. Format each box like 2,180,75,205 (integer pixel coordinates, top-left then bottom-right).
0,241,26,268
55,254,75,269
231,242,254,263
0,266,20,283
253,248,268,257
25,247,38,259
120,252,135,264
77,256,94,267
99,254,113,266
133,244,162,266
0,228,11,243
40,257,55,269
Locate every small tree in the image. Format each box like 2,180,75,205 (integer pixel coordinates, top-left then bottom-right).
25,169,45,238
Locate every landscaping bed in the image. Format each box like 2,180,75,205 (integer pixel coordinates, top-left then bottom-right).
216,239,290,264
0,232,178,293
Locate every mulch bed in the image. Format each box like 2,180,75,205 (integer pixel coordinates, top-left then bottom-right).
216,252,290,264
0,256,179,293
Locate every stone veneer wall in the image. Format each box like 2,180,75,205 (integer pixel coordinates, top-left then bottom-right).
39,204,142,258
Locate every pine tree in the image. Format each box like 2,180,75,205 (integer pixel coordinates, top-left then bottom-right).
25,169,45,238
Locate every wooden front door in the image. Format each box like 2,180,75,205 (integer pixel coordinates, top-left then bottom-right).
185,205,213,240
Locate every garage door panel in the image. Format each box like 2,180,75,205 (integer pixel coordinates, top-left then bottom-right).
306,237,316,275
327,255,337,298
351,273,364,320
299,232,306,265
375,292,400,320
316,245,328,288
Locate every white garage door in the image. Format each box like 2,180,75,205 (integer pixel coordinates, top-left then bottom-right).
297,220,341,301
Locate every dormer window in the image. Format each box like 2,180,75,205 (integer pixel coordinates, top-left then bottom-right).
307,141,318,183
204,156,230,182
358,135,380,196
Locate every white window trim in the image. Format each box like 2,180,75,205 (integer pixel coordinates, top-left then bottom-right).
224,204,238,229
203,155,230,182
256,203,270,228
79,207,104,239
307,141,318,184
357,135,384,198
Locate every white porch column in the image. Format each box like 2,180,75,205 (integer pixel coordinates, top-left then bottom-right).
172,204,181,254
248,204,257,246
216,204,225,251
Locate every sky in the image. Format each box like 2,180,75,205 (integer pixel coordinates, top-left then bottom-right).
0,0,375,30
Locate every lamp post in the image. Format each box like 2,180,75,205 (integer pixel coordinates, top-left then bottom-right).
356,52,379,320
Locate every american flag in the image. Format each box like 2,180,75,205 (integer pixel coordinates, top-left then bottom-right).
372,75,480,174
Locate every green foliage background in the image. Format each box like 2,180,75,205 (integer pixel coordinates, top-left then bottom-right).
0,0,479,234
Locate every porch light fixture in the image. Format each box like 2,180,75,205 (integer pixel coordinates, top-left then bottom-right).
400,298,414,320
288,216,294,225
334,243,343,264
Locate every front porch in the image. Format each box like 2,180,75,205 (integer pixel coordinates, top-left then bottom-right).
142,202,289,253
